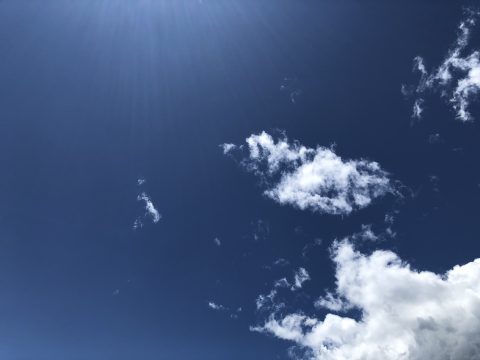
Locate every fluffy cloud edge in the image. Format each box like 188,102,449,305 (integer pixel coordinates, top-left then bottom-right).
252,239,480,360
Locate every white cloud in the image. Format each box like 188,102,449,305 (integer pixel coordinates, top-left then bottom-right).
138,192,161,223
223,132,394,215
133,218,143,230
293,267,310,289
273,258,290,267
134,191,161,229
384,213,395,225
208,301,226,311
409,10,480,121
274,278,291,288
208,301,242,319
253,239,480,360
274,268,310,291
221,143,236,154
412,99,424,120
256,289,280,311
352,224,378,242
257,268,311,312
314,291,347,312
213,237,221,246
413,56,428,78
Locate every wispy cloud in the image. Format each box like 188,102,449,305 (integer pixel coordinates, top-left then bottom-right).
406,10,480,121
253,219,270,241
256,267,310,312
280,77,303,104
252,239,480,360
302,238,323,259
428,133,443,145
221,143,236,154
273,258,290,267
133,180,161,230
412,98,424,120
208,301,226,311
352,224,379,242
256,289,281,311
223,132,394,215
137,192,161,223
292,267,310,289
208,301,242,319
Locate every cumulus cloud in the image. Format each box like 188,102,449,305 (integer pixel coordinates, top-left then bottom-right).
407,10,480,121
223,132,394,215
253,239,480,360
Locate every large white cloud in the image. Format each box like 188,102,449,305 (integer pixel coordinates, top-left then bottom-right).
408,10,480,121
223,132,394,215
252,240,480,360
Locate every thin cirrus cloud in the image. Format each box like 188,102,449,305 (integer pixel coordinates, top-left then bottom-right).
406,9,480,122
222,132,394,215
252,239,480,360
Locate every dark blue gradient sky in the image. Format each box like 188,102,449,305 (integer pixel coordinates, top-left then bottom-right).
1,1,480,359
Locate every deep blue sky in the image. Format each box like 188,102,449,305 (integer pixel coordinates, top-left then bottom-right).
1,1,480,359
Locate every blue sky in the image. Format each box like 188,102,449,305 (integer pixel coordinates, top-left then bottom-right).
1,1,480,359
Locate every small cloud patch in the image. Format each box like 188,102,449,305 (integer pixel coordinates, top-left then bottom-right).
133,179,161,230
